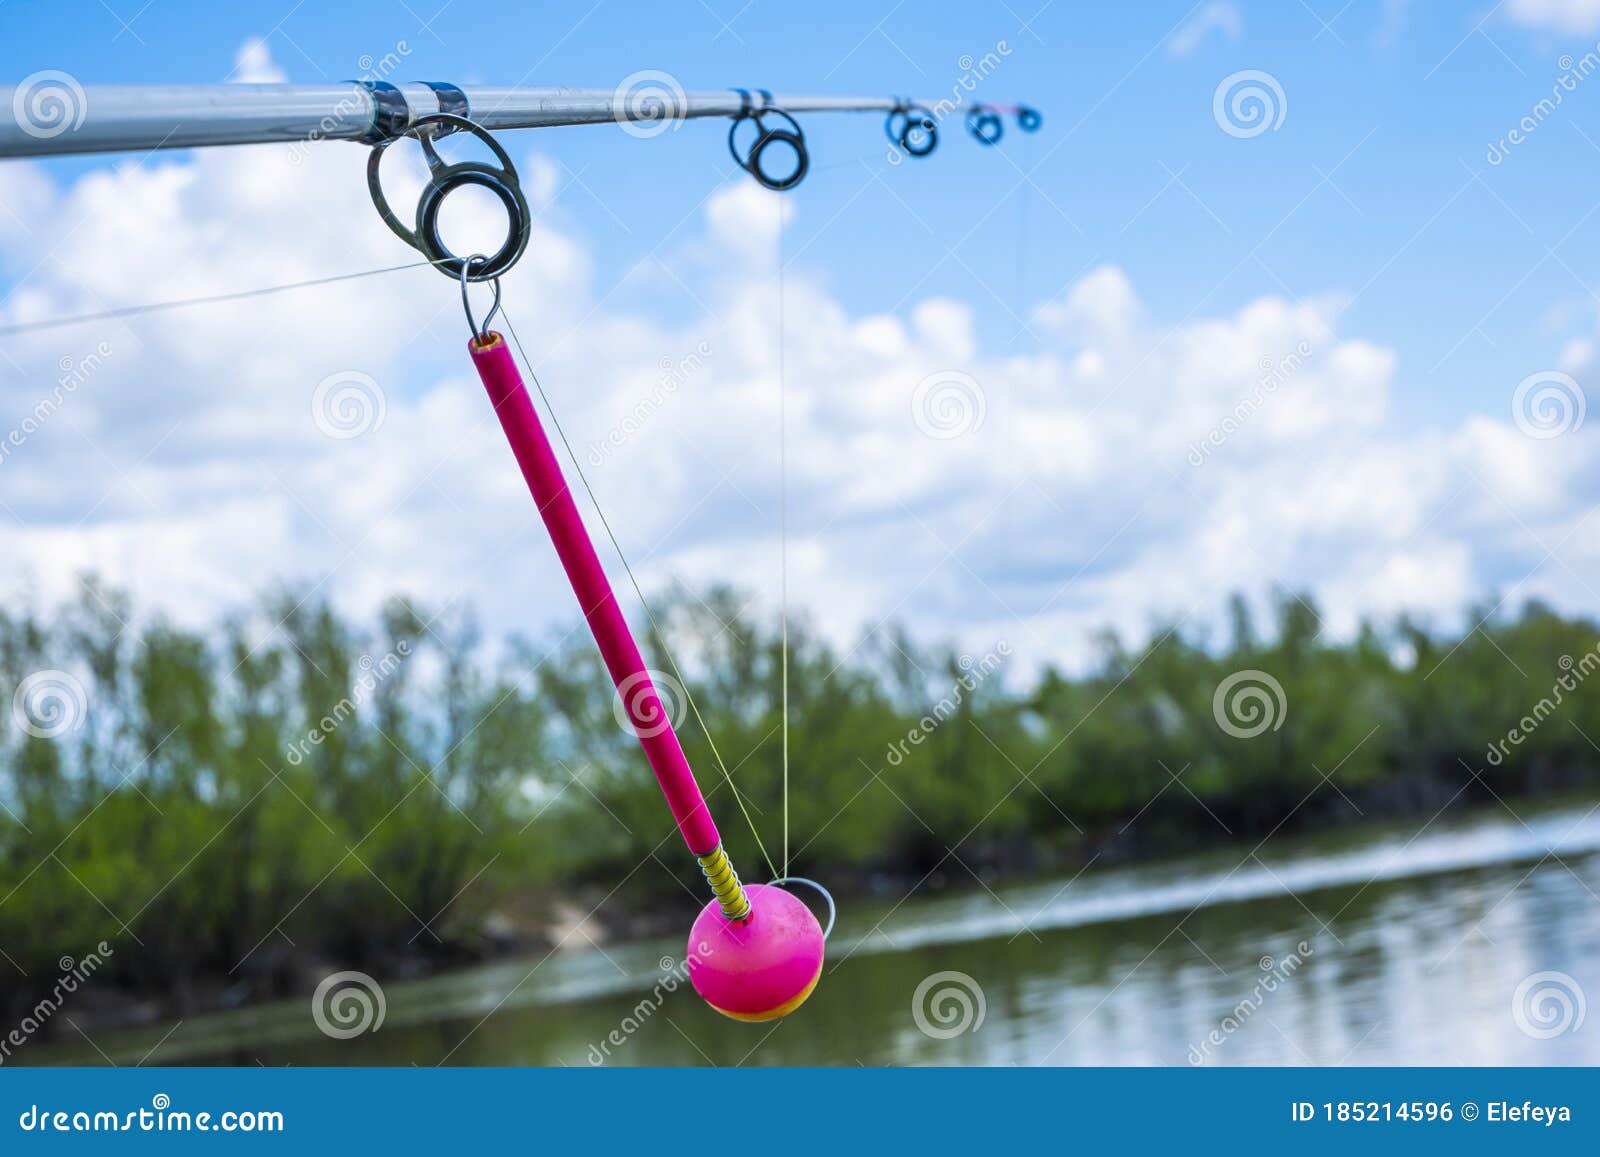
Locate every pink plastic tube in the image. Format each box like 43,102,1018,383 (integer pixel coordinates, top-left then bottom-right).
469,332,720,855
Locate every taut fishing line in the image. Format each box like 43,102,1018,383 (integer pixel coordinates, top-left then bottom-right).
0,260,447,338
778,191,791,882
496,303,780,883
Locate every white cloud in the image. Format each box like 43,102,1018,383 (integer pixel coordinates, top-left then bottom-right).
1506,0,1600,34
1035,264,1142,342
1168,2,1243,57
232,38,287,83
705,182,793,261
2,46,1597,675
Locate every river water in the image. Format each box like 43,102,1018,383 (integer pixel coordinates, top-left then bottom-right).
29,799,1600,1066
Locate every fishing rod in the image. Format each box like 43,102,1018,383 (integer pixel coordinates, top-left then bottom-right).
0,79,1039,159
1,74,1040,1022
2,78,1039,272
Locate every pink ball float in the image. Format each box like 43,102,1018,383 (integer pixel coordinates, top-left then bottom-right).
687,884,827,1021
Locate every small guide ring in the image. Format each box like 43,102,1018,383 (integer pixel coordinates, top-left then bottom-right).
367,112,531,282
728,102,810,191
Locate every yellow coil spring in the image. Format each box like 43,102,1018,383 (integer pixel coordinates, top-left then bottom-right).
697,844,751,922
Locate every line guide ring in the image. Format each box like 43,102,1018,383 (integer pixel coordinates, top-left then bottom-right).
727,88,810,191
367,112,531,282
885,98,939,158
966,104,1004,146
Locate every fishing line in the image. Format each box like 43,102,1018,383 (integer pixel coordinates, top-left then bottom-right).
0,259,447,338
778,192,790,880
803,151,887,175
498,303,780,881
1016,130,1035,345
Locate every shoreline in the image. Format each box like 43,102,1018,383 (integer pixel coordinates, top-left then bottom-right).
14,787,1600,1066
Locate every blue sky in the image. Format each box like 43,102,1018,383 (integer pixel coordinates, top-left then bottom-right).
5,0,1599,426
5,1,1600,669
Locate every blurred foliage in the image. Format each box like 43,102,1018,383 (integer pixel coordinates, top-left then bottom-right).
4,578,1600,1023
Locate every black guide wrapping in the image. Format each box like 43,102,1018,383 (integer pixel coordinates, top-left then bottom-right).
355,80,410,145
727,88,810,191
1016,105,1042,132
885,99,938,158
421,82,470,133
365,112,531,282
966,105,1004,146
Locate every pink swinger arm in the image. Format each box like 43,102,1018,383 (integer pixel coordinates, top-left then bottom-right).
468,332,720,855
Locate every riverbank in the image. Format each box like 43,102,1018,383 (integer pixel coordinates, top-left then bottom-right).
17,793,1600,1067
13,782,1600,1059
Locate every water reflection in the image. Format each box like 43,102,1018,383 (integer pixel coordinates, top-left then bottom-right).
26,801,1600,1067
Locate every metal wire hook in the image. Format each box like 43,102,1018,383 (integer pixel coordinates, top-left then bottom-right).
460,254,502,344
770,876,836,940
